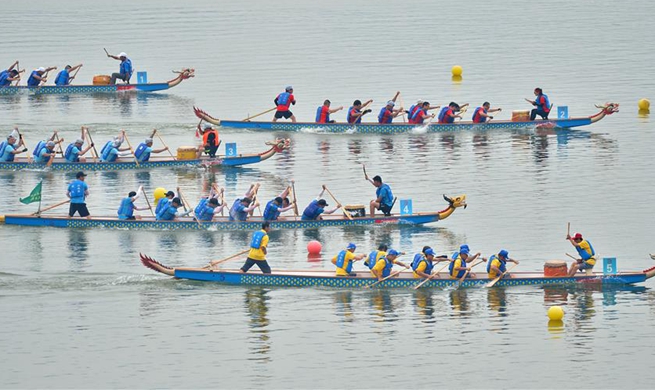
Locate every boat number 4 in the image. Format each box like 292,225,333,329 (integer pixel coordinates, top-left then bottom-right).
400,199,412,215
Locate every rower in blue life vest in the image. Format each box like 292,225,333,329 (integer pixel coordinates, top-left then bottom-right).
332,243,366,277
438,102,469,124
449,245,485,279
107,52,133,84
347,99,373,124
365,244,388,271
0,133,27,162
273,86,297,123
67,171,90,217
229,184,260,221
487,249,519,279
472,102,502,123
100,130,131,162
364,171,394,217
156,197,190,221
0,61,21,86
27,66,57,87
194,187,225,222
65,135,94,163
34,141,58,164
377,92,404,124
411,246,449,279
135,137,168,162
316,99,344,124
566,232,596,276
240,222,273,274
301,185,342,220
263,184,295,221
371,249,409,281
526,87,551,120
117,187,149,220
54,64,83,86
155,191,176,215
408,101,438,125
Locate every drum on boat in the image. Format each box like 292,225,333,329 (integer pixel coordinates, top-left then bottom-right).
544,260,568,277
177,146,198,160
93,75,111,85
511,110,530,122
344,204,366,217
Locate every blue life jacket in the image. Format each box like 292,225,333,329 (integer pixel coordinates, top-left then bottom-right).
380,256,394,278
451,251,459,260
0,141,15,162
229,198,247,221
486,254,507,274
335,250,353,274
0,70,9,86
411,253,435,275
347,106,363,124
65,144,78,162
376,183,393,207
27,70,40,87
194,198,209,216
576,240,596,261
472,107,486,123
438,107,450,123
117,197,135,219
54,69,70,86
366,251,377,270
536,94,550,111
101,143,117,162
378,107,392,123
33,140,47,157
196,204,215,221
35,146,52,163
250,230,266,249
301,200,323,220
68,180,86,199
134,143,150,162
263,200,281,221
277,92,291,106
449,256,467,278
155,197,170,215
100,141,113,157
315,106,331,123
120,59,133,79
156,205,177,221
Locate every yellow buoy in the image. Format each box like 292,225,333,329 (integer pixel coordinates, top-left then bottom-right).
154,187,166,206
638,98,650,110
547,306,564,321
451,65,463,77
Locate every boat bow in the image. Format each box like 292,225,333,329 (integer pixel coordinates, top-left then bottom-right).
194,106,222,125
589,102,619,124
437,194,467,220
167,68,195,88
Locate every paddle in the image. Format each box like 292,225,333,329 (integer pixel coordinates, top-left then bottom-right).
485,263,519,288
364,266,409,289
104,48,111,57
68,64,82,84
456,259,484,288
122,131,139,167
14,128,31,163
53,131,64,155
398,93,407,123
242,107,276,122
414,259,452,290
153,129,175,159
251,183,263,216
176,187,198,225
83,127,99,163
141,186,155,217
32,199,70,215
322,184,352,220
291,181,299,219
36,68,55,91
203,248,250,270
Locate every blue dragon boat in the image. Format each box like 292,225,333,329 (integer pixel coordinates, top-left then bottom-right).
0,195,466,231
0,139,290,172
194,103,619,134
0,69,194,95
140,254,655,289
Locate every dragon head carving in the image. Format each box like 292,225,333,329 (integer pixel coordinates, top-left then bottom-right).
173,68,195,80
595,102,619,115
266,138,291,152
443,194,467,209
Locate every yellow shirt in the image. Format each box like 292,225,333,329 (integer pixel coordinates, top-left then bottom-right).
334,251,356,276
450,258,463,278
488,258,502,279
579,240,596,265
248,231,269,261
413,261,428,278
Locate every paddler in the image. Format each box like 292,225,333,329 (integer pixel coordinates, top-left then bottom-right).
240,222,273,274
449,245,484,279
32,131,64,162
156,197,190,221
526,87,551,120
194,187,224,221
54,64,83,86
272,86,297,123
365,244,388,271
67,171,90,217
65,135,94,163
135,137,169,162
411,246,449,278
107,52,133,84
117,188,149,220
408,101,437,125
27,66,57,86
301,186,342,220
377,92,404,124
0,133,27,162
316,99,343,124
347,99,373,124
371,249,409,281
33,141,59,164
263,185,295,221
566,232,596,276
438,102,469,124
229,184,260,221
0,61,21,86
487,249,519,279
332,243,366,277
155,191,176,215
472,102,502,123
364,173,394,217
199,123,220,158
100,130,131,162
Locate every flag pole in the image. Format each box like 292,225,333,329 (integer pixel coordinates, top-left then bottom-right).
38,181,42,215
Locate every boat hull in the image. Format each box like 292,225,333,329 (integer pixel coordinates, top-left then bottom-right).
0,83,173,95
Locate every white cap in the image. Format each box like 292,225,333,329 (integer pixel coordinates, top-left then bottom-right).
75,138,84,144
37,67,45,72
8,134,16,140
416,99,423,104
46,141,55,147
119,52,127,58
145,138,153,144
203,123,212,130
387,100,395,106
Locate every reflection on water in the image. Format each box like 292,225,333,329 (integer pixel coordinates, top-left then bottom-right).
449,289,471,317
67,229,89,267
487,286,508,317
369,290,396,323
412,289,435,322
244,288,271,362
333,291,354,322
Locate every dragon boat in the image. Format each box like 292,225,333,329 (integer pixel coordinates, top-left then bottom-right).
194,103,619,134
0,195,466,231
140,254,655,289
0,139,290,172
0,69,194,96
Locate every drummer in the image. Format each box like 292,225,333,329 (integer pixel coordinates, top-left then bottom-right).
487,249,519,279
567,232,596,276
364,172,394,217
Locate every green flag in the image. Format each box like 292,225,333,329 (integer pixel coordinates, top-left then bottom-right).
20,181,42,204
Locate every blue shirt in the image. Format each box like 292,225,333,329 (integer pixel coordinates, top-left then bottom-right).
136,146,152,162
0,142,16,162
67,180,88,204
66,145,81,162
27,70,41,87
157,205,178,221
35,147,52,163
54,69,70,86
0,70,10,86
120,59,133,78
103,148,119,162
376,183,393,207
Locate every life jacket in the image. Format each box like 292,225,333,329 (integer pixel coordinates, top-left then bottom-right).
68,180,86,199
335,250,353,274
120,58,133,80
0,141,15,162
347,107,361,124
194,198,209,216
413,109,428,124
378,107,392,124
33,140,47,157
100,141,114,160
202,129,219,147
196,204,215,221
380,256,394,278
263,200,280,221
250,230,267,249
276,92,292,111
536,94,551,112
0,70,9,86
301,200,323,220
438,107,453,124
64,143,79,162
156,205,177,221
486,254,507,275
576,240,596,264
34,146,52,163
408,105,422,122
117,197,134,219
134,142,150,162
27,70,40,87
376,183,393,207
316,105,330,123
155,197,170,215
449,255,467,278
101,144,118,162
411,253,434,274
54,69,69,86
472,107,486,123
365,250,385,270
229,198,247,221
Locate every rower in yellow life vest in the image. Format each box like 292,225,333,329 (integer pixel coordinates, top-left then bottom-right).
449,245,485,279
567,232,596,276
371,249,409,281
411,246,449,279
487,249,519,279
332,243,365,277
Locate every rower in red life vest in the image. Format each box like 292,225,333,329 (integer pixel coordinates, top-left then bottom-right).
377,91,404,124
347,99,373,124
472,102,502,123
315,99,344,124
409,102,436,125
526,87,551,120
273,86,297,123
332,243,366,277
438,102,469,124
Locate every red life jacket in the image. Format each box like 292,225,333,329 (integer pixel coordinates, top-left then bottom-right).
203,129,219,147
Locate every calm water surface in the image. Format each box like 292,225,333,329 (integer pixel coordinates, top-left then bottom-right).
1,0,655,388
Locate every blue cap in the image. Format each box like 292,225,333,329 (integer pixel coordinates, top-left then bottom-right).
424,248,435,256
499,249,509,258
460,248,470,255
387,249,399,256
346,243,356,250
460,244,469,251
